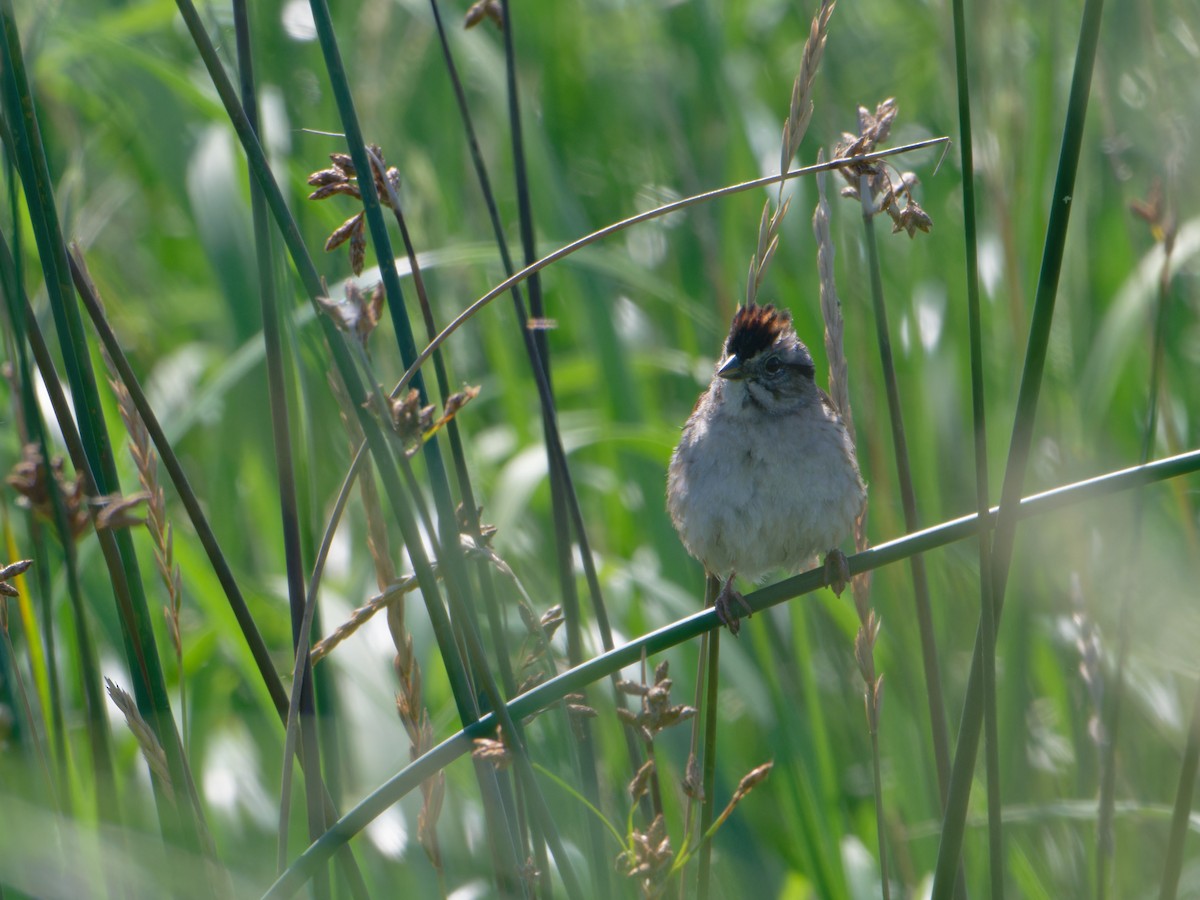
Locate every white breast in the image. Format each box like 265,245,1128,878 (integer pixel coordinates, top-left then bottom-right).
667,384,864,580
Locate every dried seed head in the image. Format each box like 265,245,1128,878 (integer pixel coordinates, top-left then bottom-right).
442,386,480,419
324,213,365,253
94,492,149,530
628,758,656,800
732,761,774,802
307,168,344,188
654,660,670,684
7,445,90,538
308,181,361,202
616,678,649,698
308,144,401,273
319,281,385,348
618,813,673,893
0,559,33,584
106,678,173,791
833,97,935,238
682,752,703,800
464,0,502,30
472,734,512,769
539,604,564,637
893,199,933,238
349,224,367,276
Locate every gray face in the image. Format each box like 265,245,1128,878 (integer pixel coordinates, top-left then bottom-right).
716,304,816,410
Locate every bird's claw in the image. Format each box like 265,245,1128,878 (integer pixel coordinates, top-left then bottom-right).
714,578,753,636
824,549,851,597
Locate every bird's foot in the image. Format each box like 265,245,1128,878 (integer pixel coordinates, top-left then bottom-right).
714,576,753,636
824,549,851,597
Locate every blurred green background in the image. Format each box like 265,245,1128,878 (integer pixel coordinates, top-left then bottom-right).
1,0,1199,896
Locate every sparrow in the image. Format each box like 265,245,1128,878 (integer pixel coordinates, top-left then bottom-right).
667,303,866,634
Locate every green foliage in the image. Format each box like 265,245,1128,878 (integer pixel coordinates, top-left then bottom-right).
1,0,1198,897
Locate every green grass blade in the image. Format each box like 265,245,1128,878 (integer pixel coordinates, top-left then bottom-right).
950,0,1003,894
230,3,327,889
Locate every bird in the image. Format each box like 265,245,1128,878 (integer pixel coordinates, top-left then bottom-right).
666,302,866,634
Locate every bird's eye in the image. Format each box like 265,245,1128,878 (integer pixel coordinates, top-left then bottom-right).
763,356,783,376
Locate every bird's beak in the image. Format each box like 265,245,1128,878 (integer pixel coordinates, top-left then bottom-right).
716,355,744,380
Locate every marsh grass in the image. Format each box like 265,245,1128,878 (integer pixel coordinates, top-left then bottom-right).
1,0,1199,898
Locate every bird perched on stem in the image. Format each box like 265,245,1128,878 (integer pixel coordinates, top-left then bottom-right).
667,303,866,634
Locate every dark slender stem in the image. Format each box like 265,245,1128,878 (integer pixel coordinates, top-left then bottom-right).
493,5,609,882
696,624,721,900
858,176,952,795
950,0,1002,893
233,6,326,890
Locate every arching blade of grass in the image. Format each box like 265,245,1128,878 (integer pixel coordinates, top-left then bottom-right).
261,447,1200,899
930,0,1107,895
387,140,949,400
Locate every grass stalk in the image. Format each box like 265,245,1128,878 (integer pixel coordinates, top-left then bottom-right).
1,271,129,891
857,172,952,804
173,0,482,749
303,27,529,868
13,279,206,871
696,622,721,900
0,227,71,803
0,576,58,809
434,0,654,853
949,0,1003,894
679,575,716,899
368,146,519,697
231,4,328,890
930,0,1107,894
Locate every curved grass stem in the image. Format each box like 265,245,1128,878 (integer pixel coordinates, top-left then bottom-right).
261,447,1200,899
